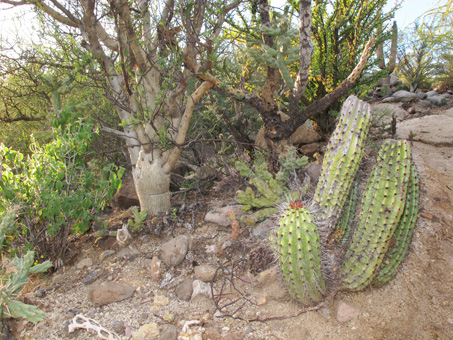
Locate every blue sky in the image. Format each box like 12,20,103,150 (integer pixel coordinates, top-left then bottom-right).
386,0,439,29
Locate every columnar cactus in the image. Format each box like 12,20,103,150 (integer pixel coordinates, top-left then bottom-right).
341,140,412,291
270,95,419,305
273,202,326,305
313,95,371,231
372,163,419,287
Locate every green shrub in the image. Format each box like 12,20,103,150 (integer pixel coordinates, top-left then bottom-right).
0,110,123,259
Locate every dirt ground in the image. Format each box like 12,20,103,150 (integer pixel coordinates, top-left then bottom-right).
9,105,453,340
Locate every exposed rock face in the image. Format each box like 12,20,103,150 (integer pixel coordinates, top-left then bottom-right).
397,113,453,145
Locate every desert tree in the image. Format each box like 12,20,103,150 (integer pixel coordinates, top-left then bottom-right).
212,0,379,154
1,0,241,214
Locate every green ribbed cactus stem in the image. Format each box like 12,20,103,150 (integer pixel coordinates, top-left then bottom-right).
335,176,359,245
372,162,419,287
341,140,412,291
313,95,371,231
273,202,326,305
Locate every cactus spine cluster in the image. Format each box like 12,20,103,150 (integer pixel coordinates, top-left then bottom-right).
272,95,419,305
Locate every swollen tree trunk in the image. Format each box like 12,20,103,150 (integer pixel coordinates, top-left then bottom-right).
133,152,171,215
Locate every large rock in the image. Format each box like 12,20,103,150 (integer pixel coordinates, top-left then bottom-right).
290,120,322,145
88,282,135,306
427,94,450,106
371,103,408,128
392,90,418,102
204,205,242,227
256,120,322,147
113,177,139,210
397,114,453,145
160,235,189,267
389,73,401,86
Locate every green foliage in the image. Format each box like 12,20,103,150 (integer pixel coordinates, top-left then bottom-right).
396,24,435,92
0,249,52,326
128,207,148,233
235,147,307,224
433,53,453,90
0,109,123,257
309,0,394,98
245,15,299,90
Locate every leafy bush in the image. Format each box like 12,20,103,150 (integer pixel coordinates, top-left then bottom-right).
0,109,123,259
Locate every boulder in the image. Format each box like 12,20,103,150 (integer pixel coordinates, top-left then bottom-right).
290,120,323,145
113,177,139,210
416,91,427,100
389,73,401,86
256,120,322,147
397,114,453,145
427,95,449,106
391,90,418,102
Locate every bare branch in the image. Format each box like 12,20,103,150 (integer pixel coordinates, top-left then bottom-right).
163,80,214,173
277,35,376,140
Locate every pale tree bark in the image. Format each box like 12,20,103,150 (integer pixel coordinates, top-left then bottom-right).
3,0,240,215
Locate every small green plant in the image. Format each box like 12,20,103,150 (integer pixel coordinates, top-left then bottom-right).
1,251,52,334
235,147,308,225
128,207,148,232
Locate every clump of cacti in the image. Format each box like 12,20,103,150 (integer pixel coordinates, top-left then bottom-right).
271,95,419,305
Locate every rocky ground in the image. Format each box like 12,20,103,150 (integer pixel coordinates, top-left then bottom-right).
7,99,453,340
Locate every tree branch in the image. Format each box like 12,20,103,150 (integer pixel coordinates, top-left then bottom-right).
163,80,214,174
277,35,375,140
